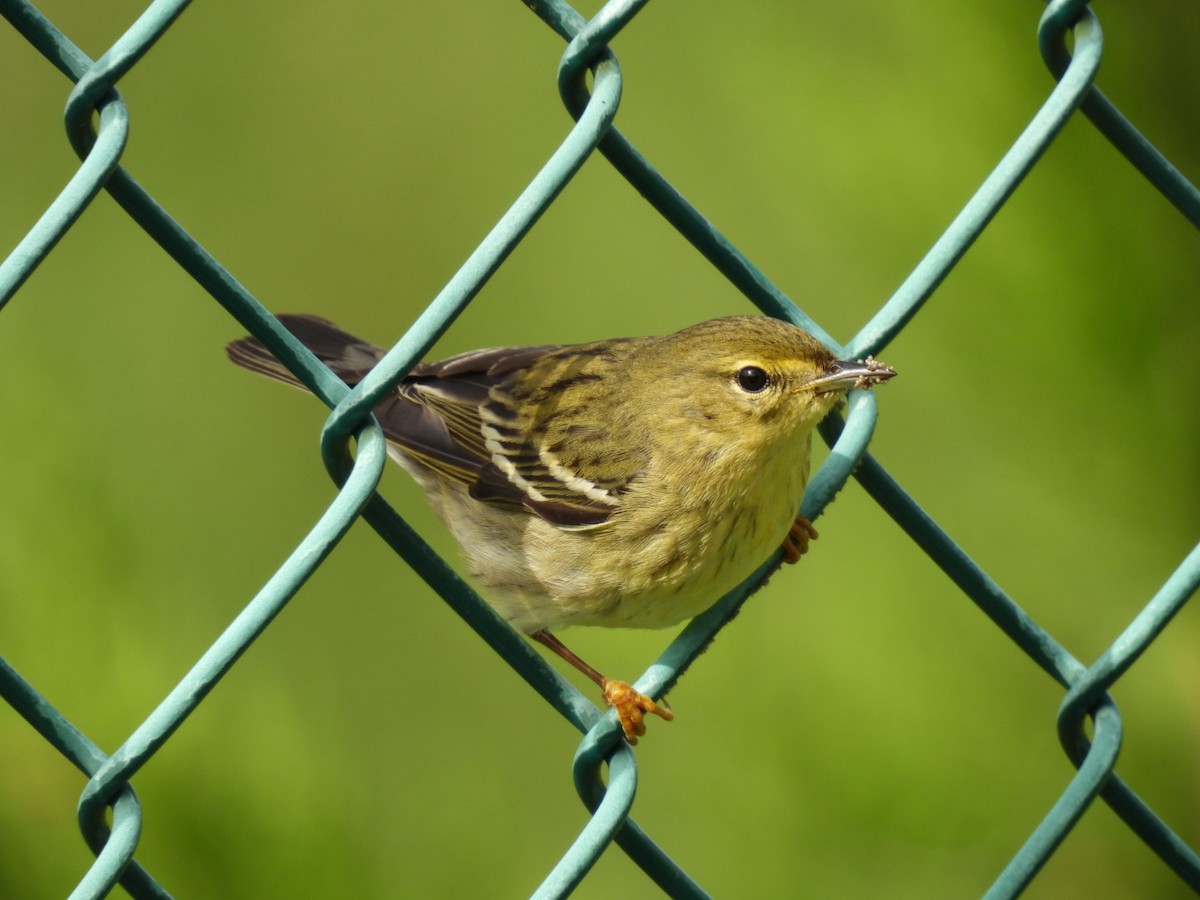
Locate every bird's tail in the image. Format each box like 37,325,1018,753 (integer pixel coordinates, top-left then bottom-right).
225,315,387,391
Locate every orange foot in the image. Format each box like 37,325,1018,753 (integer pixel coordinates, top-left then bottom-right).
602,679,674,744
782,516,819,563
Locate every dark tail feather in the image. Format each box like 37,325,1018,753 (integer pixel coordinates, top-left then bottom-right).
225,314,387,390
225,334,308,390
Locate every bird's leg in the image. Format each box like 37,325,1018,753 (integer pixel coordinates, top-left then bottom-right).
530,630,673,744
781,516,819,564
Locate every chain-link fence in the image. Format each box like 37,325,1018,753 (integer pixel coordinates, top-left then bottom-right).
1,1,1198,897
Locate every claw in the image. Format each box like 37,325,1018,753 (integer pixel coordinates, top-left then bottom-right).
602,679,674,745
532,630,676,744
781,515,819,563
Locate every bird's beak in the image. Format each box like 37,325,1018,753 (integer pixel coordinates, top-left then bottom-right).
803,356,897,394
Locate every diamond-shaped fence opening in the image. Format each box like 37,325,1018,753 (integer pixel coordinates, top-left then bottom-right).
1,1,1198,897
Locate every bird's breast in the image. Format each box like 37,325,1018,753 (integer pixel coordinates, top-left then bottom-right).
585,439,811,628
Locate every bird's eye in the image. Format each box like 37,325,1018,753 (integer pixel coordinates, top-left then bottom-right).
735,366,770,393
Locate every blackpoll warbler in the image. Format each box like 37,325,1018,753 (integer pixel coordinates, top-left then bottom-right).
227,315,895,742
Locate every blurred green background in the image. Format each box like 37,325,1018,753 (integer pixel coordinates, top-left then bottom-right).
2,2,1199,897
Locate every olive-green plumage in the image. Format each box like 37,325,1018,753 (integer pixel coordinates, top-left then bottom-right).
228,315,894,632
228,314,894,742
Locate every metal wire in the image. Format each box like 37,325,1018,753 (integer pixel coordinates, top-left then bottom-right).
0,1,1197,897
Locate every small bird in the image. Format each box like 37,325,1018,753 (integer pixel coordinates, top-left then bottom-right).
227,315,895,742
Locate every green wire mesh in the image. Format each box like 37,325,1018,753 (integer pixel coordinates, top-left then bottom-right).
1,0,1198,897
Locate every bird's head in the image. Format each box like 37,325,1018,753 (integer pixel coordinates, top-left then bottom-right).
634,316,896,452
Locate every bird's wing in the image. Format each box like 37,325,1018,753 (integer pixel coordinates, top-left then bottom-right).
396,342,647,527
229,315,646,527
375,345,562,503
